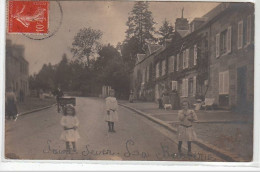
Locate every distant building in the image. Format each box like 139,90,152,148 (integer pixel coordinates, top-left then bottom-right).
6,39,29,98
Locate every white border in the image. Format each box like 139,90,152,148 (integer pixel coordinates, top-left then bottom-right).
0,0,259,171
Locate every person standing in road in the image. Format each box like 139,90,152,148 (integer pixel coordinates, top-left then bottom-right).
129,90,134,103
177,101,198,156
60,104,80,151
105,89,118,132
54,87,64,113
5,87,18,120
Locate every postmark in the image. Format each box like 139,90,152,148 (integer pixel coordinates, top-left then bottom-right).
8,1,49,33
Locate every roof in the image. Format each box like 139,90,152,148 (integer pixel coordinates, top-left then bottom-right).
147,44,163,54
136,54,146,64
176,29,190,37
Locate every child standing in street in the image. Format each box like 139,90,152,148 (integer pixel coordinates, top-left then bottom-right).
105,89,118,132
177,101,198,156
60,104,80,151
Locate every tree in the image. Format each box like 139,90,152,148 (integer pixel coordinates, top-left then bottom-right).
157,19,174,45
55,54,71,90
125,1,156,51
71,27,103,66
120,37,140,70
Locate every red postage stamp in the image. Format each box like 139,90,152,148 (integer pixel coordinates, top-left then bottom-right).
8,1,49,33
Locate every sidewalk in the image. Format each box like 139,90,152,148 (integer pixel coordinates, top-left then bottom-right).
119,100,253,161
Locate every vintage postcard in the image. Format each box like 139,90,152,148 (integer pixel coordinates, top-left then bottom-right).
4,0,255,163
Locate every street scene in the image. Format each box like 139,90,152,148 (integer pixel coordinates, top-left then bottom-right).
5,1,254,162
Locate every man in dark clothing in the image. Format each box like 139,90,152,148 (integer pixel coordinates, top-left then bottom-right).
54,88,64,113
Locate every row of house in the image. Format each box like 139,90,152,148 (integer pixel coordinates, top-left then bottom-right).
131,2,254,110
6,39,29,98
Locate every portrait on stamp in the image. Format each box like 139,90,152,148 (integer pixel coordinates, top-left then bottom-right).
4,0,254,162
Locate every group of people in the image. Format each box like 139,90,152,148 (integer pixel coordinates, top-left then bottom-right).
5,87,18,120
58,88,198,156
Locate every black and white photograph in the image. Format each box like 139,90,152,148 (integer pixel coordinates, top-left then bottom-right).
3,0,255,163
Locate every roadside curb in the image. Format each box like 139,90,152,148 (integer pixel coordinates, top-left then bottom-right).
119,103,246,162
18,103,56,116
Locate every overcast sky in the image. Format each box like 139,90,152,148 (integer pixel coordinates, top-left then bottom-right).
6,1,219,75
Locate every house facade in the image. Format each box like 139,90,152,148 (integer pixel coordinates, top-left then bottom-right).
205,3,254,110
131,2,254,110
6,39,29,98
132,44,163,101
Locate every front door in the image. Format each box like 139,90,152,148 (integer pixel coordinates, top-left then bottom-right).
237,66,247,109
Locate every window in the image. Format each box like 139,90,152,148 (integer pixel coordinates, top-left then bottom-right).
182,78,188,97
186,49,189,68
220,30,227,54
193,76,197,96
176,54,179,71
171,81,178,91
146,66,149,82
227,26,232,53
188,78,193,96
219,71,229,94
247,15,251,45
182,51,186,69
194,45,197,65
238,20,243,49
162,60,166,76
216,33,220,58
156,63,159,78
172,56,175,72
142,69,145,83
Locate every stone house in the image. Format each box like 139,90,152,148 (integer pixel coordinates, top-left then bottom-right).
205,3,254,110
6,39,29,98
131,2,254,110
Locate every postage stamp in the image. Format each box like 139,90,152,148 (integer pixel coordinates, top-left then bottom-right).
8,1,49,33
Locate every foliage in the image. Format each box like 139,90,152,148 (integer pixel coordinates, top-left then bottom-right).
125,1,156,51
71,27,102,66
157,19,174,45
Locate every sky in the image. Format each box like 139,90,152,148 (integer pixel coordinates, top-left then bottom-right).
6,1,219,75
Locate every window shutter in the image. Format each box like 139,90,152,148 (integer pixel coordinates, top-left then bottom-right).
238,20,243,49
172,56,175,72
186,49,189,68
176,54,179,71
183,51,185,69
247,15,251,45
227,26,232,53
224,71,229,94
186,79,189,97
219,72,224,94
193,76,196,96
216,33,220,58
182,79,185,96
147,66,149,82
194,45,197,65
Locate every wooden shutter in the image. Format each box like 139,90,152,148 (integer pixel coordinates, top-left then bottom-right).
247,15,251,45
182,79,185,96
194,45,197,65
224,71,229,94
227,26,232,53
176,54,179,71
238,20,243,49
186,49,189,68
147,66,149,82
172,56,175,72
193,76,196,96
216,33,220,58
183,50,185,69
185,79,189,97
219,72,224,94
